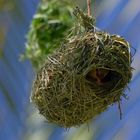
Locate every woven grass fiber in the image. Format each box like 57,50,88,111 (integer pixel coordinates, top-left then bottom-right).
31,7,132,128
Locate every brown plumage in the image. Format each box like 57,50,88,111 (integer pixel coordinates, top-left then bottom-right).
87,68,109,85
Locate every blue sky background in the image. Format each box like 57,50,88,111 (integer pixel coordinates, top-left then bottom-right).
0,0,140,140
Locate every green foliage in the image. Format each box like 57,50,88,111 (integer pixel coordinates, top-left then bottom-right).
23,0,74,69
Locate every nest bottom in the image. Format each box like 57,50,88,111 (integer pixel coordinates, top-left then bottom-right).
32,67,124,127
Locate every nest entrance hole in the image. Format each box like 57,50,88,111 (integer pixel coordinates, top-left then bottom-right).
86,68,121,86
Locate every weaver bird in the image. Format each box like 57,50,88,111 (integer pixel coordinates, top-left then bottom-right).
86,68,109,85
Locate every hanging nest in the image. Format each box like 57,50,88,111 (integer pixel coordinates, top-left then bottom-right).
31,7,132,128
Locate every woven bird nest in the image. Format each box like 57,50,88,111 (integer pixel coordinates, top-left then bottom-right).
31,7,132,128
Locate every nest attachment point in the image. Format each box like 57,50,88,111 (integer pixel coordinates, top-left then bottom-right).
31,30,132,128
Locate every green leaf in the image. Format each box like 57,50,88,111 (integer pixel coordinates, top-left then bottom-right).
23,0,74,70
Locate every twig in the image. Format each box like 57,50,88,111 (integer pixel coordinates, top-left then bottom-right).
87,0,91,16
118,100,122,120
